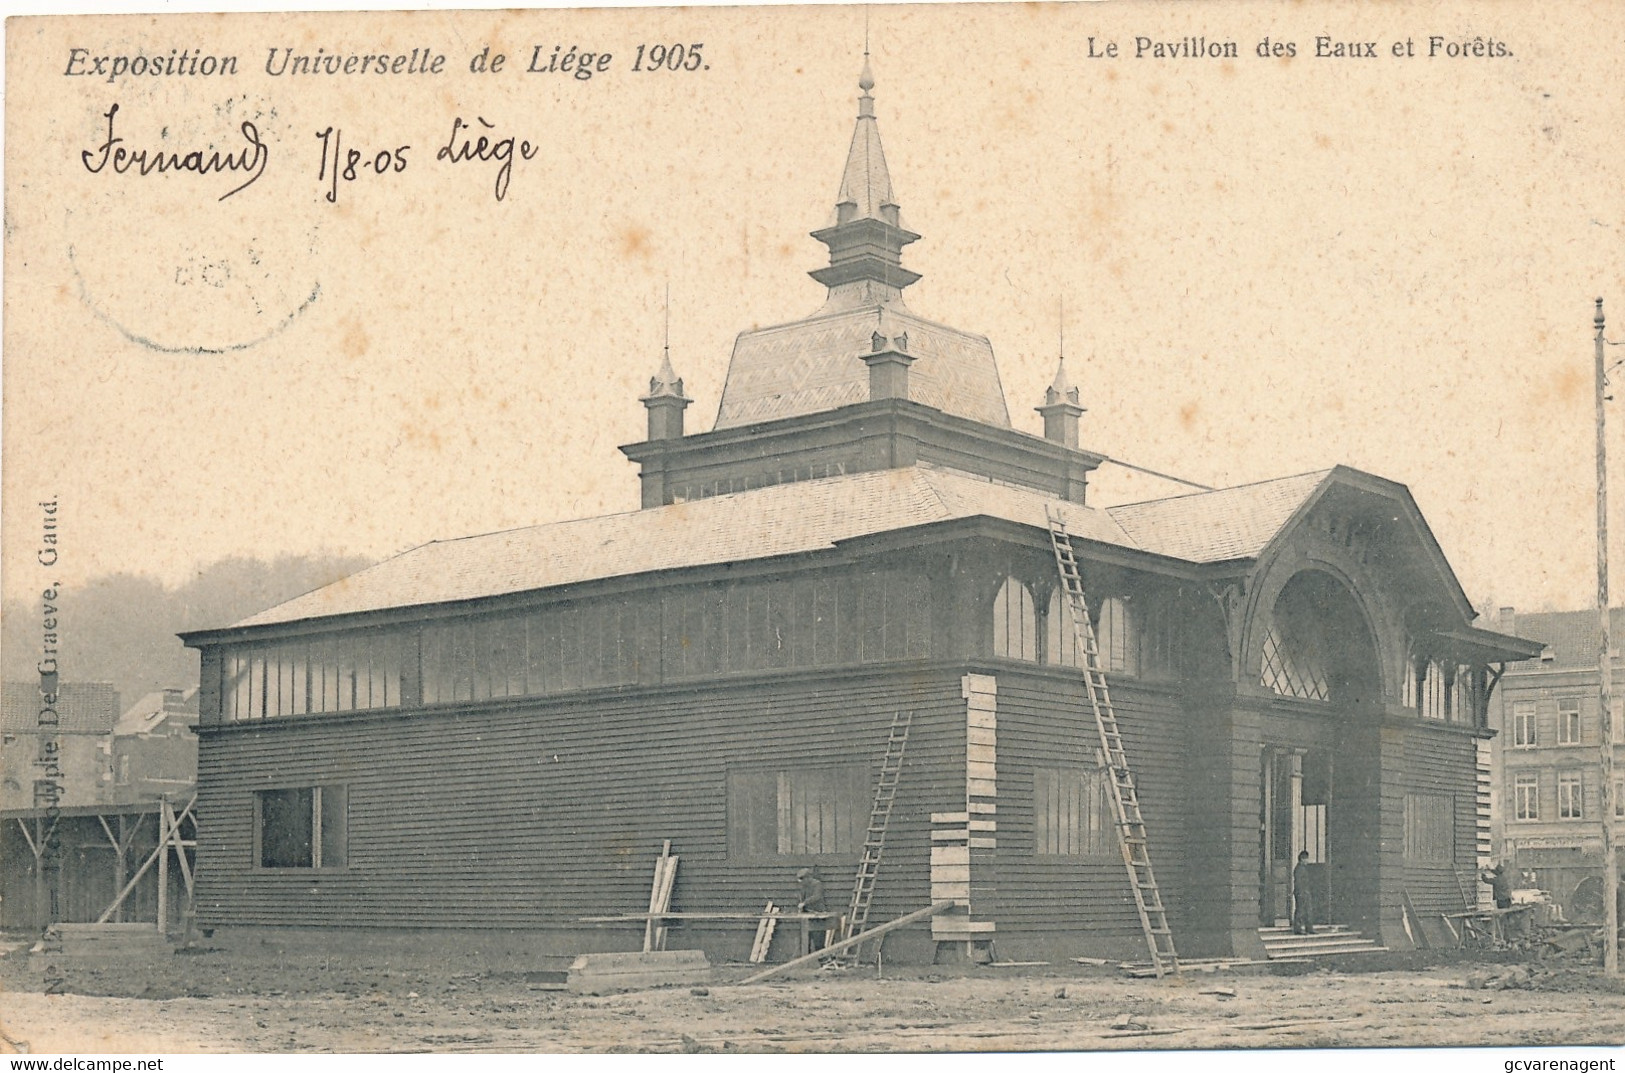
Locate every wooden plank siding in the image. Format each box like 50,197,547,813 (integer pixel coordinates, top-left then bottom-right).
1402,723,1483,935
194,665,968,957
975,666,1189,959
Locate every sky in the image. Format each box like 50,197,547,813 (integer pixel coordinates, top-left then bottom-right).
2,0,1622,623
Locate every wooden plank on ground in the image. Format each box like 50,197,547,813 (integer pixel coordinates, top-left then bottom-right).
643,840,674,954
736,901,957,986
750,902,777,964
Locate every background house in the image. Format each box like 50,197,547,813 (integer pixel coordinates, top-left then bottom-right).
1,682,195,931
1487,606,1625,920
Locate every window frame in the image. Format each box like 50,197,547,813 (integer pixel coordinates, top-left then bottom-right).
1513,773,1539,821
1556,697,1582,745
1403,791,1455,863
1031,763,1117,858
992,576,1039,663
1557,771,1584,820
726,764,868,861
254,784,348,871
1511,701,1537,748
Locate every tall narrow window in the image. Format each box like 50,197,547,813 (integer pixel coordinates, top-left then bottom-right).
1403,792,1454,862
1513,773,1539,821
992,577,1038,662
1046,587,1084,669
1556,697,1581,745
1096,597,1140,676
1558,772,1583,819
1511,701,1537,748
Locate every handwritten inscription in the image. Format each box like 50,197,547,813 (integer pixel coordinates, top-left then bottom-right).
79,103,269,201
315,128,409,204
436,117,536,202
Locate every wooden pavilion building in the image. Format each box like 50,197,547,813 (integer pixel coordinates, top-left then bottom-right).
180,61,1537,963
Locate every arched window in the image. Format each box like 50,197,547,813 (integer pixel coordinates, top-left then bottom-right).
993,576,1039,661
1046,588,1083,668
1046,590,1139,674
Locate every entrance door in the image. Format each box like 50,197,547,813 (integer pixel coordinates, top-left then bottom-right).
1260,747,1331,926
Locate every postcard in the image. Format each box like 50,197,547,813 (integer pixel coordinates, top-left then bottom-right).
2,0,1622,1057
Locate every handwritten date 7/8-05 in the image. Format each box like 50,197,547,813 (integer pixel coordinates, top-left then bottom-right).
315,127,408,204
316,117,535,204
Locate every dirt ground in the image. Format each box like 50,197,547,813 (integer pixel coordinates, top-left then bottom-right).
2,938,1623,1054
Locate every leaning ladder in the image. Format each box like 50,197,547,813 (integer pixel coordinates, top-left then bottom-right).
840,710,914,954
1046,506,1180,977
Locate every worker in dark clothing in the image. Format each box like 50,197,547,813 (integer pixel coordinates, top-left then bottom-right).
1482,863,1513,910
1291,850,1315,935
796,868,831,950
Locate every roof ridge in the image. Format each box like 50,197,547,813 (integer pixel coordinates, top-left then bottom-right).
1107,468,1333,511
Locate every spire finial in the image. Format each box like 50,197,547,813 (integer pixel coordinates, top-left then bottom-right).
809,52,920,303
1059,295,1065,360
1046,299,1080,406
646,282,687,400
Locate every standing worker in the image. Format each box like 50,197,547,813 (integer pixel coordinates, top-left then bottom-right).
1291,850,1316,935
1481,862,1513,910
796,868,830,950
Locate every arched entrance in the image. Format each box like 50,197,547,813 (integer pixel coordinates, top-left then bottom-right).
1256,570,1384,931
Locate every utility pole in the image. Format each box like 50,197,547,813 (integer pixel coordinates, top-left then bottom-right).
1597,297,1617,976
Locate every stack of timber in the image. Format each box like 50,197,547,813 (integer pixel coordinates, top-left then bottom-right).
566,950,710,994
39,924,170,957
643,840,679,953
750,902,779,964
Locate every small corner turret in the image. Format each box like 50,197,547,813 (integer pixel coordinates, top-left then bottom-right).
1036,356,1085,448
641,349,691,442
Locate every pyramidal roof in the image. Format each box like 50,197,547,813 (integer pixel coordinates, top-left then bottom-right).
834,56,896,225
712,59,1012,432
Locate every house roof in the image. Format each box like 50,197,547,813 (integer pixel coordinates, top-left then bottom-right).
1,682,119,735
225,466,1139,630
713,303,1012,430
214,465,1387,635
1503,608,1625,670
114,688,199,737
1107,470,1333,564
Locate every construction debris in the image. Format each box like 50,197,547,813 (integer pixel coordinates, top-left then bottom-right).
1110,1013,1149,1032
643,841,679,953
1466,966,1535,991
36,924,169,958
736,901,957,985
749,902,777,964
1199,987,1238,998
566,950,710,995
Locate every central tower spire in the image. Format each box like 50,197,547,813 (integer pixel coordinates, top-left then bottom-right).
809,57,921,308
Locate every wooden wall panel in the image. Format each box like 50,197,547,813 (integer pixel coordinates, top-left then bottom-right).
1402,725,1482,921
978,667,1189,950
194,667,967,934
